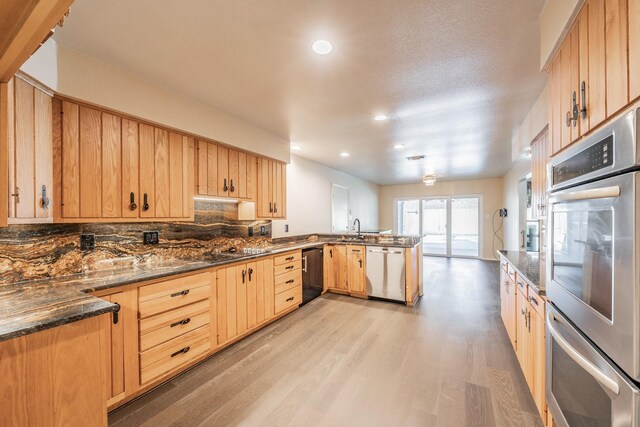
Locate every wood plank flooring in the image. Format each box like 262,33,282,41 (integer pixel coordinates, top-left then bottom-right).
109,257,543,427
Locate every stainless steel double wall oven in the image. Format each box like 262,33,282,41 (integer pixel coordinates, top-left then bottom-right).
546,108,640,427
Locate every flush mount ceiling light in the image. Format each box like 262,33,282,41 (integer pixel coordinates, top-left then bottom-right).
374,114,388,121
340,152,350,157
393,144,406,149
312,40,333,55
290,144,301,151
422,173,437,186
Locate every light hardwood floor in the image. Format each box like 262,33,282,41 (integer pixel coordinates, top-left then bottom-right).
110,257,543,427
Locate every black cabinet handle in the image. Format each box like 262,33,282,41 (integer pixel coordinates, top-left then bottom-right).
269,202,273,213
359,259,363,268
285,256,294,261
274,202,277,213
285,265,294,270
529,296,539,306
571,91,579,127
330,249,333,258
129,192,137,211
242,269,246,284
223,178,229,192
286,296,294,302
112,303,121,325
143,193,150,211
170,346,190,358
170,318,191,328
580,80,587,119
170,289,190,298
286,279,295,284
230,179,235,193
248,268,253,281
565,111,571,128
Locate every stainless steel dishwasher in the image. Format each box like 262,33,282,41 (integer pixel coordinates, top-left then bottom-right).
366,246,406,303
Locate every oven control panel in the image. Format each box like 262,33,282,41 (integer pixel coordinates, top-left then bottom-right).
553,135,613,185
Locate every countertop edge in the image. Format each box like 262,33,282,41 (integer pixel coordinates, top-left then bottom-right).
496,250,546,296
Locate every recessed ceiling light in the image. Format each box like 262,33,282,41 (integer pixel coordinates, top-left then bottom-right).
393,144,406,149
374,115,388,121
312,40,333,55
340,152,350,157
291,144,301,151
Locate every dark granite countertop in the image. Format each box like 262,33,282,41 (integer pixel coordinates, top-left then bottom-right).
0,234,421,342
497,250,545,295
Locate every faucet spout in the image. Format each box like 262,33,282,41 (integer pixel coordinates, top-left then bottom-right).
353,218,363,239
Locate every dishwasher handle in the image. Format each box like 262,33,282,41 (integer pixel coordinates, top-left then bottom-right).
368,248,403,254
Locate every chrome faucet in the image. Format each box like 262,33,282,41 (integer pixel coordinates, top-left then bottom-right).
353,218,364,239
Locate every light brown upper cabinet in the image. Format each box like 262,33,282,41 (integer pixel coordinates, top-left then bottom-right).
6,77,53,223
530,130,549,220
196,141,258,201
257,157,286,219
548,0,634,156
54,99,194,222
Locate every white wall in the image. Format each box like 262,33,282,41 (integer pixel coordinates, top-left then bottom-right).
378,178,504,260
540,0,583,70
272,155,380,238
20,40,290,162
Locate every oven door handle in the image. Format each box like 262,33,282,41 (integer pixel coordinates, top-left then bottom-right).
548,186,620,204
547,310,620,395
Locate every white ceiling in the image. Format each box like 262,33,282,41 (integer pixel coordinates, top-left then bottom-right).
54,0,547,185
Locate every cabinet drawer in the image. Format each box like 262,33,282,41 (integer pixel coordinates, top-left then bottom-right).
140,326,210,384
139,300,211,351
515,275,528,297
274,285,302,314
139,276,212,318
527,289,545,317
275,270,302,294
274,259,301,276
274,251,301,266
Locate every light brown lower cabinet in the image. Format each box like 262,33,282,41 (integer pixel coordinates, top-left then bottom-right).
500,264,547,425
346,245,366,297
323,244,349,293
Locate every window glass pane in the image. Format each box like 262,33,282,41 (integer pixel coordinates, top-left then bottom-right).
451,197,479,257
422,198,447,255
397,200,420,236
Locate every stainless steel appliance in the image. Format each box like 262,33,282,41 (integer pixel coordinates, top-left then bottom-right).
302,248,323,305
546,305,640,427
526,220,540,252
546,108,640,425
365,246,406,303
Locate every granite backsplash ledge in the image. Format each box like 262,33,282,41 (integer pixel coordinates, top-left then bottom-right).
0,201,271,284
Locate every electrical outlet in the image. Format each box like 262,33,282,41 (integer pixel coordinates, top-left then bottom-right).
143,231,160,245
80,234,95,251
260,226,267,236
248,226,254,237
285,224,289,233
499,208,508,217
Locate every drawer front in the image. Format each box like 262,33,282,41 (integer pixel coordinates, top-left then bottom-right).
140,302,211,351
515,274,528,297
140,326,210,384
139,284,212,318
275,268,301,287
274,259,301,276
274,251,301,266
139,272,211,302
274,285,302,314
527,288,545,316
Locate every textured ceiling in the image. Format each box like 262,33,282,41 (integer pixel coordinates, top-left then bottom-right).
54,0,547,185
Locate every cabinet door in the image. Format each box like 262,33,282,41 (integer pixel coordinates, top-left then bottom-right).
560,39,573,150
323,245,335,291
530,305,546,421
217,146,229,197
549,54,563,155
631,0,640,101
101,113,122,218
236,264,248,335
228,149,239,198
262,257,275,321
183,136,195,218
216,268,227,345
588,0,607,130
168,132,184,218
246,261,257,329
154,128,170,218
237,152,247,199
139,124,155,218
257,157,272,218
197,140,208,196
246,154,257,201
347,246,366,295
569,23,581,142
100,292,126,406
504,275,517,350
79,106,102,218
13,78,35,218
34,83,53,220
334,245,349,291
578,6,589,136
516,289,530,379
500,267,509,329
225,265,238,340
605,0,629,116
207,142,218,197
61,101,80,218
121,119,139,218
279,162,286,218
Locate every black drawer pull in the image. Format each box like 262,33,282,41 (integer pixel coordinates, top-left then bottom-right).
230,179,235,193
170,289,190,298
285,256,294,261
286,296,294,302
529,296,539,306
274,202,277,214
285,266,294,270
269,202,273,213
223,178,229,192
286,279,295,284
129,192,137,211
112,303,121,325
170,318,191,328
170,346,190,358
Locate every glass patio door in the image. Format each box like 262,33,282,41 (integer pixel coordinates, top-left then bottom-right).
450,196,480,257
422,198,448,255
